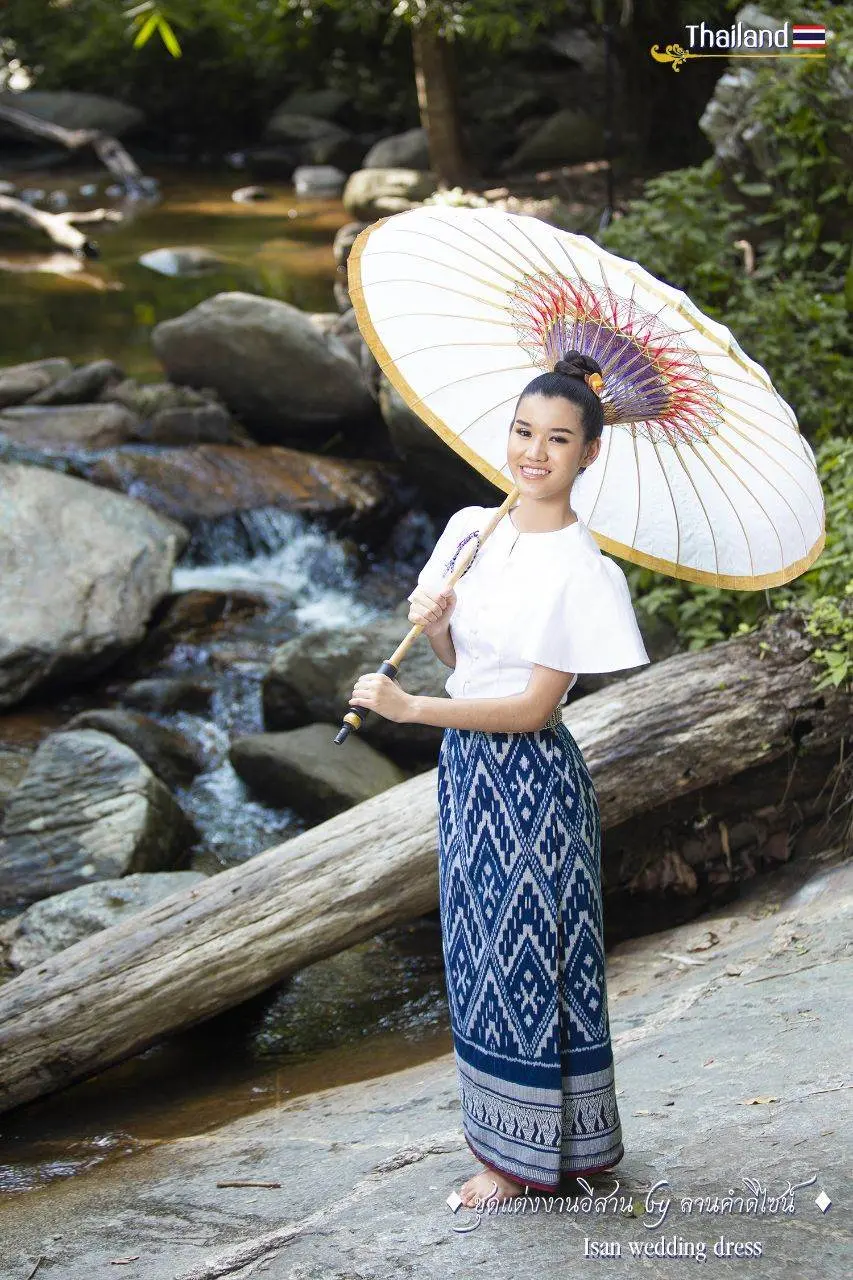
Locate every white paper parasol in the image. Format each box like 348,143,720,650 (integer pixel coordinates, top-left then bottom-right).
348,205,825,589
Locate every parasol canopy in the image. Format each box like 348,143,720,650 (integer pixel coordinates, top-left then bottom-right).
349,206,825,589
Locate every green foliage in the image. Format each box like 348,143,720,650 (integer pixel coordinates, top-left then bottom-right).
804,593,853,690
601,160,748,306
601,3,852,447
280,0,577,49
724,278,853,447
127,3,183,57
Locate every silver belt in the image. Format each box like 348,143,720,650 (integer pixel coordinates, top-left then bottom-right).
542,705,564,730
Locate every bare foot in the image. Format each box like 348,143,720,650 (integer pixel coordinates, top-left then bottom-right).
459,1166,525,1208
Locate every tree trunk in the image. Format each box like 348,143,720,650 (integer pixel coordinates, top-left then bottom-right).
0,606,849,1114
0,101,144,190
411,21,472,188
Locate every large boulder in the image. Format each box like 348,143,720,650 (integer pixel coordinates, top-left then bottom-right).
0,464,187,709
151,293,375,441
698,9,791,171
262,111,364,171
378,374,501,507
63,709,206,791
0,750,30,814
342,169,436,220
0,730,197,908
4,871,208,970
229,723,407,822
0,359,73,410
503,107,605,171
82,443,399,532
262,613,451,759
362,128,430,170
0,90,144,137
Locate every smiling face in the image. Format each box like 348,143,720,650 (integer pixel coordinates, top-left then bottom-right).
507,393,601,500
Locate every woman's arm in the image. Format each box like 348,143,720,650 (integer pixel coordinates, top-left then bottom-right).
406,665,574,733
427,627,456,669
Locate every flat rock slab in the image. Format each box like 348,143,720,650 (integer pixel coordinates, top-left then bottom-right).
1,850,849,1279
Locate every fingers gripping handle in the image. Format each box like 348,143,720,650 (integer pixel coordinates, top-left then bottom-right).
334,659,399,744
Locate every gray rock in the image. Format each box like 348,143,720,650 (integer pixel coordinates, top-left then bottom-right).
292,165,346,196
0,402,141,452
262,615,451,758
0,465,187,709
699,7,803,171
6,871,208,970
0,730,197,908
138,246,229,277
231,184,273,202
0,358,72,409
342,168,436,220
378,374,502,506
363,128,430,170
0,749,30,813
265,110,350,145
151,292,375,440
263,111,364,170
332,220,368,269
25,359,124,406
0,90,144,138
504,107,605,170
104,378,224,419
230,723,407,821
120,677,214,715
277,88,351,122
64,709,206,791
1,851,847,1278
137,403,235,446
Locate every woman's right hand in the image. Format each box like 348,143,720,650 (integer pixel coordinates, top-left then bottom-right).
408,584,457,636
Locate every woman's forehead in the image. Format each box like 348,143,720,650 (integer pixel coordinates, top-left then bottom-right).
514,394,583,430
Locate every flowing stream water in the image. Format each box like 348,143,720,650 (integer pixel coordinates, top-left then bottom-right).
0,167,454,1193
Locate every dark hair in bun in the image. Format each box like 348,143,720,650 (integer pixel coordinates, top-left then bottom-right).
512,348,604,445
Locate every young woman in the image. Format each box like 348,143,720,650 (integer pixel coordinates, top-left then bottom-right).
348,350,650,1207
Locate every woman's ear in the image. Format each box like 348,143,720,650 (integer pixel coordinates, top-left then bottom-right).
583,437,602,469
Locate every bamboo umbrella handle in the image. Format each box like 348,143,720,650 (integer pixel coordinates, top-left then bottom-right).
334,487,519,743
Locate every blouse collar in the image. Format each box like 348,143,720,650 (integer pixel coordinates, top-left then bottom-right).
504,507,584,538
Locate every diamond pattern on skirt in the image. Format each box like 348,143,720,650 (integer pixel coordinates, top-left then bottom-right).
438,721,623,1188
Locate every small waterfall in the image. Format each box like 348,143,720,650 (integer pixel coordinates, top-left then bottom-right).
163,508,384,866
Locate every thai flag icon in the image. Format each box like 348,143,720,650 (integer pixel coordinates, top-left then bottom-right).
792,24,826,46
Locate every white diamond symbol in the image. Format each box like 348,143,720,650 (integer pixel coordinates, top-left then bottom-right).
815,1191,831,1213
447,1190,464,1212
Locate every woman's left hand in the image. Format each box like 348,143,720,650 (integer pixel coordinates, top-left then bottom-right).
349,673,413,724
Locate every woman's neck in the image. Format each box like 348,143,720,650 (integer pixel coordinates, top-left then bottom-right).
509,497,577,534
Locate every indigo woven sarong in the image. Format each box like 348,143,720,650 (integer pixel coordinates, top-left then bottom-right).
437,721,624,1190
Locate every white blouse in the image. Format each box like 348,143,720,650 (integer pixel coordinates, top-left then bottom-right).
408,504,650,704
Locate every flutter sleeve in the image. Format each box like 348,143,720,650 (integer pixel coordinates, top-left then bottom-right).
406,506,482,600
516,553,650,676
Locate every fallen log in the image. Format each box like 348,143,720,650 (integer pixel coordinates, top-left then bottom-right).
0,100,144,189
0,605,849,1114
0,194,99,256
